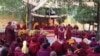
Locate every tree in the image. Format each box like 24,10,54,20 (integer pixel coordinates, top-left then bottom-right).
73,1,97,31
0,0,26,22
94,0,100,40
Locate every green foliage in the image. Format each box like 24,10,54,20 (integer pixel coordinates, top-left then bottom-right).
74,3,97,24
0,0,26,20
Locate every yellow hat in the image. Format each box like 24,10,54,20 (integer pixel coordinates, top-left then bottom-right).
68,39,75,44
18,30,27,36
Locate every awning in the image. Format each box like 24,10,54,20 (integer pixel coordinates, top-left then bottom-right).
31,13,67,18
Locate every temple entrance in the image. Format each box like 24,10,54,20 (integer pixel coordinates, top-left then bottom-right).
32,16,56,30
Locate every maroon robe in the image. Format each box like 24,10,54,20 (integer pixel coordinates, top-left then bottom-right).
66,25,73,40
17,24,21,30
8,41,17,56
29,41,40,56
37,48,51,56
54,26,58,36
35,25,40,30
14,47,22,56
21,24,27,30
51,41,64,55
66,53,78,56
75,48,87,56
87,47,94,56
62,41,70,54
79,41,89,50
87,53,100,56
5,22,15,44
58,27,65,40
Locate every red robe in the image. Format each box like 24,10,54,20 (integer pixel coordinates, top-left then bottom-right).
62,41,70,54
14,47,22,56
79,41,89,50
58,27,65,40
66,25,73,40
54,26,58,37
51,41,64,55
87,53,100,56
75,48,87,56
37,48,51,56
66,53,78,56
17,24,21,30
29,41,40,56
5,24,15,44
21,24,27,30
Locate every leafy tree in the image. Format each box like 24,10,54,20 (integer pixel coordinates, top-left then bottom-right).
73,0,97,30
94,0,100,40
0,0,26,22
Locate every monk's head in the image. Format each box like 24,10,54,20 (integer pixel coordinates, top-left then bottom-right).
16,37,21,43
42,42,50,49
8,21,11,25
77,44,82,49
32,37,37,43
0,39,4,46
94,46,100,53
68,24,71,26
50,51,57,56
67,47,75,54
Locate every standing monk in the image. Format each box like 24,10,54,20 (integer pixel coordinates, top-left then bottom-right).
58,24,65,40
66,24,73,40
54,25,59,38
5,22,15,44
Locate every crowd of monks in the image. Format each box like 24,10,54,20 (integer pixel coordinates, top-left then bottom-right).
0,21,100,56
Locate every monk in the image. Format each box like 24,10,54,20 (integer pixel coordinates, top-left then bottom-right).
15,24,21,37
8,37,22,56
74,44,88,56
66,48,78,56
58,24,65,40
66,24,73,40
87,46,100,56
50,51,57,56
73,25,79,31
14,46,22,56
5,22,15,44
51,40,64,56
21,24,27,30
86,44,94,56
16,24,21,30
72,25,79,37
62,40,70,54
29,37,40,56
54,25,59,38
1,43,9,56
37,42,51,56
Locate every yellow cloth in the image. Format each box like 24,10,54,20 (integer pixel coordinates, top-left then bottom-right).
18,30,28,36
68,39,75,44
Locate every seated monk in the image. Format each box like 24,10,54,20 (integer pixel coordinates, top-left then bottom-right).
66,48,78,56
29,37,40,56
51,40,64,56
74,44,88,56
87,45,100,56
37,42,51,56
87,44,94,56
14,46,22,56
